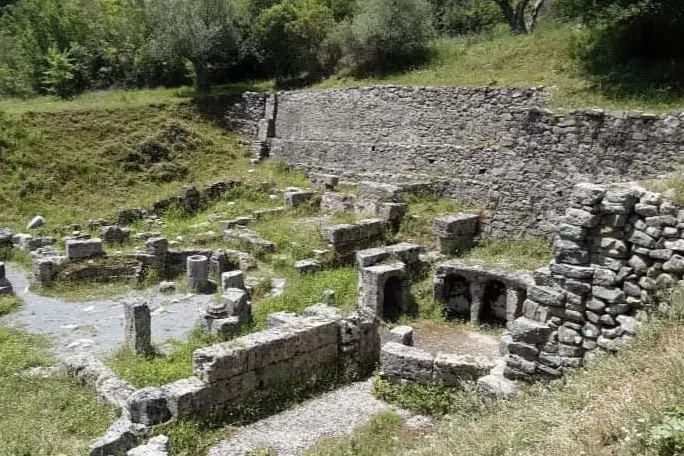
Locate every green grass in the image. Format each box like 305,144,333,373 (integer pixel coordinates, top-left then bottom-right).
398,192,480,247
318,23,684,113
644,169,684,206
109,330,222,388
0,102,307,234
313,288,684,456
373,377,488,417
305,412,405,456
0,327,116,455
0,81,274,115
253,267,358,328
462,238,552,270
0,294,21,315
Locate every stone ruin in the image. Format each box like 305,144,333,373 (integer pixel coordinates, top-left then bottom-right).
70,303,380,456
434,262,531,327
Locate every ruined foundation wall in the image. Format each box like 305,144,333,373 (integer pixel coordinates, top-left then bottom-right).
502,183,684,381
237,86,684,237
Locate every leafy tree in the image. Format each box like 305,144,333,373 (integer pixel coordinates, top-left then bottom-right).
41,45,77,98
337,0,435,75
253,0,335,82
492,0,546,33
149,0,241,92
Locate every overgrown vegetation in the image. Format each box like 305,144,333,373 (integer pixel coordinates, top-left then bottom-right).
0,327,116,454
462,238,552,270
253,266,358,327
0,294,21,314
398,192,479,247
109,329,223,387
313,287,684,456
373,376,488,416
1,0,682,108
305,412,405,456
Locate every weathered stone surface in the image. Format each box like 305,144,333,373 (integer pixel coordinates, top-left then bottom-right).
380,342,434,382
476,374,518,398
663,255,684,274
509,317,553,345
433,353,491,384
221,270,245,291
564,209,600,228
302,304,342,320
127,435,169,456
88,416,146,456
66,238,104,260
222,288,251,324
27,215,45,230
284,189,314,207
124,301,152,355
295,259,322,275
550,263,594,280
592,286,626,304
553,239,589,265
187,255,209,292
434,214,480,237
127,388,172,426
528,286,565,307
388,325,414,346
193,318,340,384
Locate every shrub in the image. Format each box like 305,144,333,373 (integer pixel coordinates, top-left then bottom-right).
430,0,504,36
336,0,435,75
253,0,335,82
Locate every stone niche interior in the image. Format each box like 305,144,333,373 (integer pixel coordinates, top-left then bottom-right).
434,262,533,327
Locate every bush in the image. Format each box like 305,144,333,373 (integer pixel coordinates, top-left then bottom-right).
430,0,504,36
253,0,335,82
336,0,435,75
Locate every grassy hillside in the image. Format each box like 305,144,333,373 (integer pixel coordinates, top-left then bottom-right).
2,24,683,116
0,101,302,232
320,23,684,113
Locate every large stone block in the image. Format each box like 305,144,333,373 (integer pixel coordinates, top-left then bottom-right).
66,238,104,260
127,387,172,426
380,342,434,382
433,353,491,384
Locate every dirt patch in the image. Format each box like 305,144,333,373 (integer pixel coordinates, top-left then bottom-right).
383,321,501,358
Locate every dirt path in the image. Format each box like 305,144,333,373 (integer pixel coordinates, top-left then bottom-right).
208,380,415,456
2,264,214,358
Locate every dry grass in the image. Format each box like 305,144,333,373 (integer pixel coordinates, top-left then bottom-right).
308,288,684,456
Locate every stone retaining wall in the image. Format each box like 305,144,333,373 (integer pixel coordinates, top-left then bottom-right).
158,311,379,420
234,86,684,237
501,182,684,381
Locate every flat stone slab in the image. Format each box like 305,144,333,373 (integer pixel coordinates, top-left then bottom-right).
207,380,413,456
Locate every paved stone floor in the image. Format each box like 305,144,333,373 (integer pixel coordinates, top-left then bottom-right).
2,264,214,357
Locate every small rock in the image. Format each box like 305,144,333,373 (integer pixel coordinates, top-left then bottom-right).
158,282,176,293
27,215,45,230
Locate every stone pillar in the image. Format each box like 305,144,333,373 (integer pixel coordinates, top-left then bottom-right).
124,301,152,354
506,288,525,325
187,255,209,292
469,282,485,323
0,261,11,294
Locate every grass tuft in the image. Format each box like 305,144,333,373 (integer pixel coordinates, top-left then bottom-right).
462,238,552,270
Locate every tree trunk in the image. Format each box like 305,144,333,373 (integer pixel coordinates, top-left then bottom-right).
194,61,210,93
495,0,543,34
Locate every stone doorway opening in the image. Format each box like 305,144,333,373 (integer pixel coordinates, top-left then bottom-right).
443,274,471,321
383,276,404,322
480,279,507,325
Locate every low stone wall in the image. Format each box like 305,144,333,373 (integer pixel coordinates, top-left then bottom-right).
501,182,684,381
324,218,389,260
117,180,239,226
141,310,380,421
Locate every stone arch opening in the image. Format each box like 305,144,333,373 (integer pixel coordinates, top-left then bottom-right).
383,276,404,322
480,279,507,325
443,274,471,320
